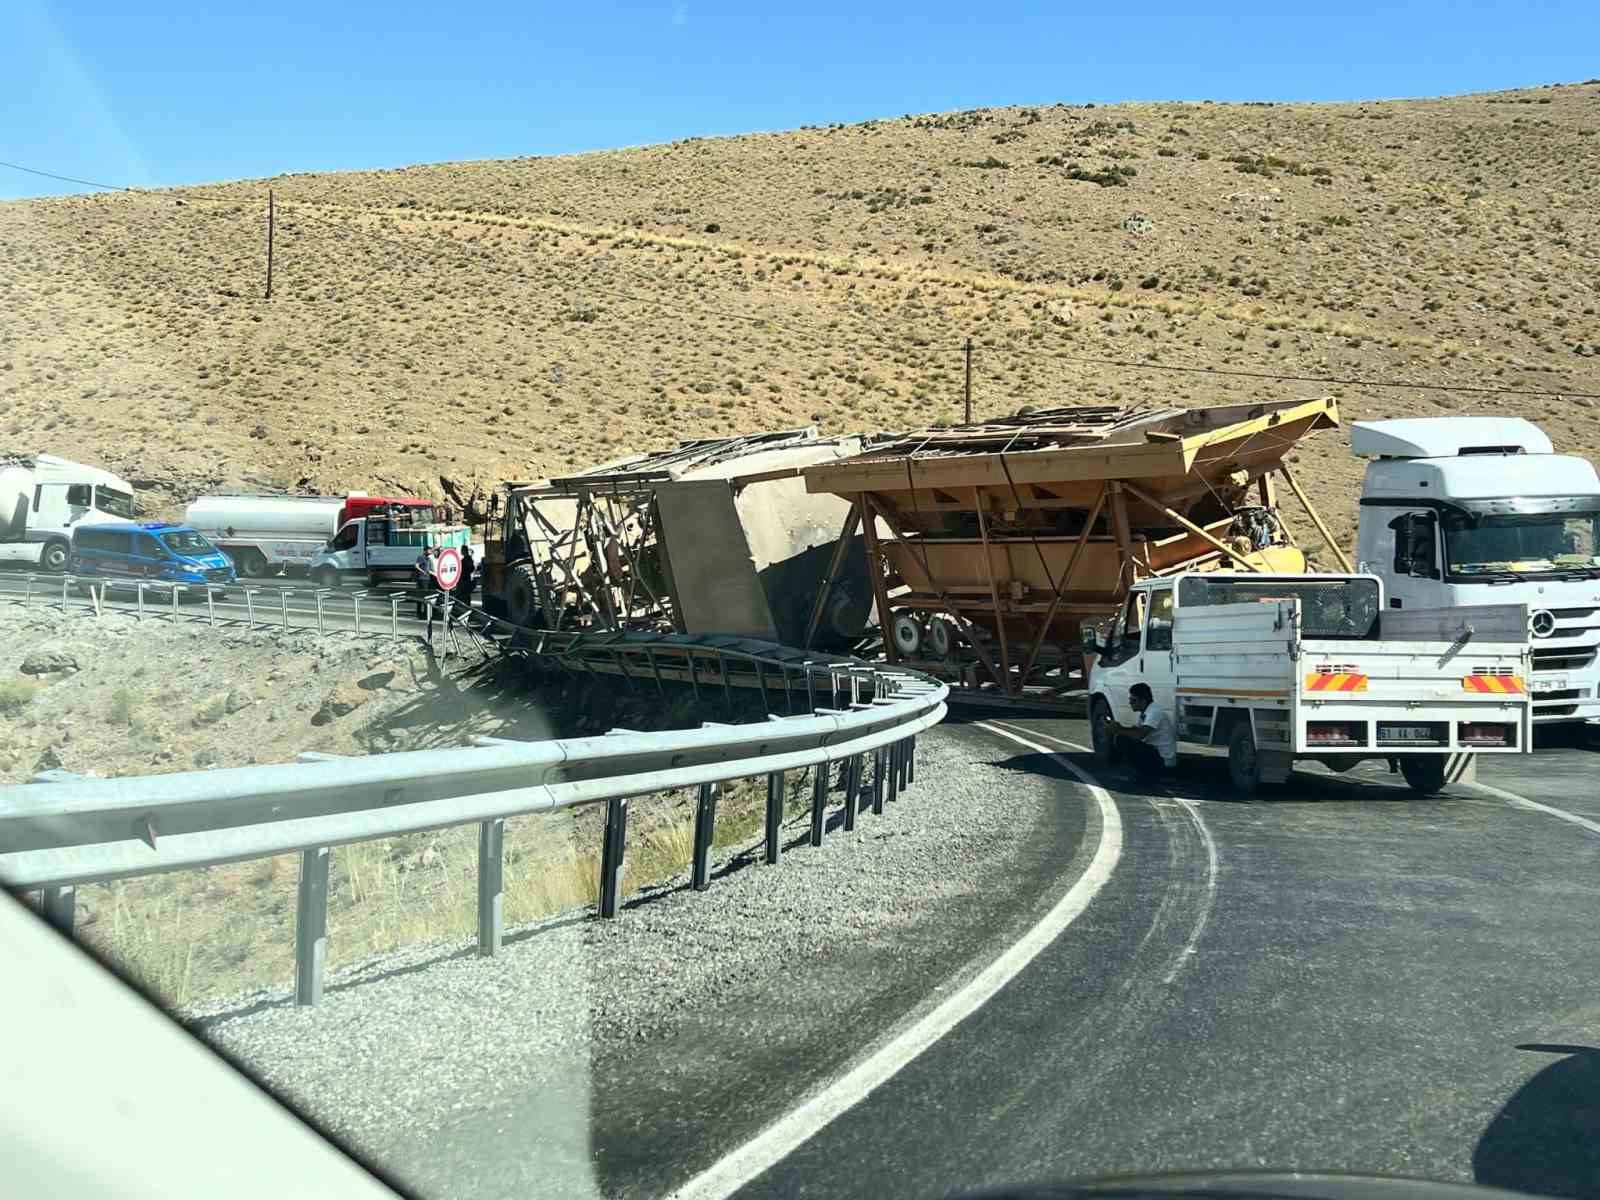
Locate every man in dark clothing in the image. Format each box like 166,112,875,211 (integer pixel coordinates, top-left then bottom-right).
453,546,476,627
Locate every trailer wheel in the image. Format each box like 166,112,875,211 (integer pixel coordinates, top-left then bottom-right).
1089,696,1121,765
234,549,270,578
927,616,955,660
40,539,69,573
1227,722,1263,798
890,612,924,657
1398,755,1448,796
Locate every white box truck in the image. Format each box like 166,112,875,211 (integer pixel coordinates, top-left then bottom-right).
0,454,137,572
1352,417,1600,724
1086,572,1531,797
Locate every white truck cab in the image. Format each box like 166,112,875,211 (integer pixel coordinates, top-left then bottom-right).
1352,417,1600,724
0,455,137,572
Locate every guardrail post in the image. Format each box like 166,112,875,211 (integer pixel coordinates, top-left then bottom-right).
906,736,916,786
205,586,216,626
244,587,258,629
477,817,505,956
390,595,401,644
352,591,365,636
41,885,76,937
280,588,291,629
170,584,183,623
60,574,70,610
810,765,828,846
135,582,145,620
887,743,901,804
295,846,330,1006
872,748,886,815
22,573,34,607
843,756,860,832
764,771,785,865
599,796,627,918
314,589,327,635
692,782,717,891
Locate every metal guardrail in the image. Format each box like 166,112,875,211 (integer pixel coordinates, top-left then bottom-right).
0,628,948,1004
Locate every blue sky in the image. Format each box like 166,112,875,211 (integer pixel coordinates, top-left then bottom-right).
4,0,1597,199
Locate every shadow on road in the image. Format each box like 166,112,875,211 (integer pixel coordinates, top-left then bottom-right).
1473,1043,1600,1198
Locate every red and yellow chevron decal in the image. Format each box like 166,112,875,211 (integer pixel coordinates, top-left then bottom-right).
1304,672,1368,692
1462,674,1526,694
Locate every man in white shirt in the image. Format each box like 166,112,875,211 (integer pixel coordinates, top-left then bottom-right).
1100,682,1178,777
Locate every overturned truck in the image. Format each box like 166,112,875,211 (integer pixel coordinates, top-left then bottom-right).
481,429,876,649
799,396,1348,706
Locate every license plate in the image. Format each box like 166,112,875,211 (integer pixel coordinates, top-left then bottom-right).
1531,676,1568,694
1385,725,1437,742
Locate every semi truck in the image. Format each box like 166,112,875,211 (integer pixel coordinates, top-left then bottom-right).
1085,571,1532,797
307,511,469,588
1351,417,1600,724
184,493,437,578
0,454,137,572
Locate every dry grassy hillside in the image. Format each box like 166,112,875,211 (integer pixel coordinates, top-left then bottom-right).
3,80,1599,547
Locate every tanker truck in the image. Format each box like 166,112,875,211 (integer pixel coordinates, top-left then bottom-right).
184,493,437,578
0,454,137,572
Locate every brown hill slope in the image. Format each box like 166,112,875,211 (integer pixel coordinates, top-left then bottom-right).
2,80,1598,547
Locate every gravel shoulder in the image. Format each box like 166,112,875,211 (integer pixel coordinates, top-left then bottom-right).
192,723,1093,1199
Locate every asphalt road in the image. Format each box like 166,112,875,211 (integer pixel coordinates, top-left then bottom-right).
640,719,1600,1200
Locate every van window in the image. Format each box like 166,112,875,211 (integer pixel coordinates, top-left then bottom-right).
75,528,131,553
160,530,214,555
137,534,168,559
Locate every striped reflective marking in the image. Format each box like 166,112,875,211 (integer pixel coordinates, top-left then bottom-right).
1304,672,1368,692
1462,674,1526,694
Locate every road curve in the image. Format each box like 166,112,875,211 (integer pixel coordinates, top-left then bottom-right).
694,717,1600,1200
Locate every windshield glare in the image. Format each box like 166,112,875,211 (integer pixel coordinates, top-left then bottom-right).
1177,577,1381,638
160,530,215,556
94,487,135,518
1443,510,1600,575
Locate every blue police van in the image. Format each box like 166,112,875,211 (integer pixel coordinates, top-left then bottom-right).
70,521,237,596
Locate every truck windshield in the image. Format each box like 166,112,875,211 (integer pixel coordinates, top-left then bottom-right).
1443,509,1600,577
94,487,136,519
1177,577,1381,638
160,530,215,555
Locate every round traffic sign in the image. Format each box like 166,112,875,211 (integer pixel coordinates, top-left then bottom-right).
435,547,462,591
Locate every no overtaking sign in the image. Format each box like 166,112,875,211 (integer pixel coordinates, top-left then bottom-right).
435,547,461,591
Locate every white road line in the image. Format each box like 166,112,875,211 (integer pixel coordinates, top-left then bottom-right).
665,724,1123,1200
1469,780,1600,836
982,720,1219,986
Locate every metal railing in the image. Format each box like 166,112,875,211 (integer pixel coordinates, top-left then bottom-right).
1,650,947,1004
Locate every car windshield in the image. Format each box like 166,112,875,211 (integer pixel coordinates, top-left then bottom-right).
94,487,136,518
1443,508,1600,576
159,530,214,555
1177,577,1381,638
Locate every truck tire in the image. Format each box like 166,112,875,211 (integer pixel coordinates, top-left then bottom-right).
1399,755,1448,796
40,539,69,573
890,611,923,657
235,548,270,578
1089,696,1121,765
1228,722,1264,799
504,564,540,628
314,566,342,590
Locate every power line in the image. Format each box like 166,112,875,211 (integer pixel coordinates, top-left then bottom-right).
0,159,132,192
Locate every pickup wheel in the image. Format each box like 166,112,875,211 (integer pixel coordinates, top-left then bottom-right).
1089,696,1121,765
1227,722,1263,799
234,549,270,578
314,566,342,590
1398,755,1448,796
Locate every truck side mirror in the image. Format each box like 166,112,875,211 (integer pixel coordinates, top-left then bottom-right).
1389,512,1439,580
1080,628,1101,655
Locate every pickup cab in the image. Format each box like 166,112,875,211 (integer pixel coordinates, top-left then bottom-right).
307,515,470,588
1084,572,1532,796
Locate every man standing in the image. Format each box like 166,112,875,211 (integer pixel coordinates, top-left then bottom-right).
454,545,476,626
1100,682,1177,778
413,546,435,620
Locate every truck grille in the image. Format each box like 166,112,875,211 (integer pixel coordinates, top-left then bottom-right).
1532,646,1597,671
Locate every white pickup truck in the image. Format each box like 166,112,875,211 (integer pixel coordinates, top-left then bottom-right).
1085,572,1532,796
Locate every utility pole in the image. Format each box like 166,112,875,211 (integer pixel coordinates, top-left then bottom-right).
265,189,274,300
963,337,973,423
